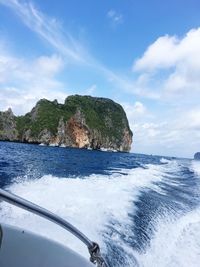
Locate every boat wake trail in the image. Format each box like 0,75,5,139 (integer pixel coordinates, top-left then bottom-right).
1,159,200,266
133,159,200,267
136,208,200,267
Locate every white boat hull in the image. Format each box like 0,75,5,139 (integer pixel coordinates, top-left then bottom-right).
0,223,94,267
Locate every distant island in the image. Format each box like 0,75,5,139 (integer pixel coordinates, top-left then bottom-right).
0,95,133,152
194,152,200,160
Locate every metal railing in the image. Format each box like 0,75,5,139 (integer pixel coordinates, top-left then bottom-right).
0,188,109,267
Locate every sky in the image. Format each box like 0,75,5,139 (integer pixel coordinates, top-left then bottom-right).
0,0,200,158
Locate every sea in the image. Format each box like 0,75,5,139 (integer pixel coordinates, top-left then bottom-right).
0,141,200,267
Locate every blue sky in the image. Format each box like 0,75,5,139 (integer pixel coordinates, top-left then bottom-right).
0,0,200,158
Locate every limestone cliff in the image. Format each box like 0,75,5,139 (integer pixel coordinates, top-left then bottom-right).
0,108,18,141
0,95,133,152
194,152,200,160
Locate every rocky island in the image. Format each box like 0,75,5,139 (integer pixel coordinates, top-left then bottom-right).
194,152,200,160
0,95,133,152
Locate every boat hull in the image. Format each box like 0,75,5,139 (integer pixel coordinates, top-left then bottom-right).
0,223,93,267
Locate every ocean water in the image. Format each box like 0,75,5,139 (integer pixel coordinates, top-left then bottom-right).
0,141,200,267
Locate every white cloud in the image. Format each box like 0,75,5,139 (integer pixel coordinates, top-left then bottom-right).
0,84,67,115
1,1,200,157
130,106,200,157
35,55,63,76
85,84,97,95
178,108,200,131
0,0,87,64
0,47,21,83
133,28,200,96
122,101,147,122
121,101,152,139
133,35,179,72
0,0,138,96
107,9,123,25
0,44,67,114
131,27,200,156
134,29,200,72
0,0,140,118
133,101,146,114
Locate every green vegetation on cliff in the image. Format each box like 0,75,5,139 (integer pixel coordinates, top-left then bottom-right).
64,95,131,140
16,99,71,138
0,95,133,151
16,95,131,140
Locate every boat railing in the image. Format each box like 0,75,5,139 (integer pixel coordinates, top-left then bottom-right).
0,188,109,267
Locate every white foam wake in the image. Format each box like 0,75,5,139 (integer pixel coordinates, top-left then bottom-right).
131,159,200,267
3,159,197,267
0,164,165,259
160,157,170,164
135,208,200,267
191,160,200,176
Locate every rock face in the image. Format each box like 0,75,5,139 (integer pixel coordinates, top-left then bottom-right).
0,95,133,152
0,108,18,141
194,152,200,160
